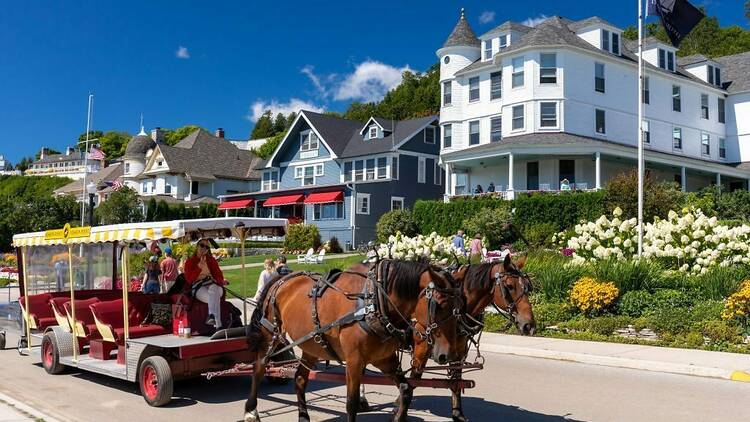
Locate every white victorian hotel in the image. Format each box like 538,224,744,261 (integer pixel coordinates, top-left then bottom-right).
438,12,750,199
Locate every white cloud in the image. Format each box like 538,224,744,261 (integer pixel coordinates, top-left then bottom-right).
248,98,324,122
333,60,411,102
479,11,496,25
300,65,327,96
522,14,549,27
176,46,190,59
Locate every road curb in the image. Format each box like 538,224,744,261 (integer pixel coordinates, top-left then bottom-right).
0,391,64,422
481,343,750,383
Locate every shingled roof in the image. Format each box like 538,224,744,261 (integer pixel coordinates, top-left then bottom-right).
479,21,531,39
54,162,124,196
715,51,750,94
154,129,263,180
442,9,480,48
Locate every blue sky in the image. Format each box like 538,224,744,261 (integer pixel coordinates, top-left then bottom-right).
0,0,747,163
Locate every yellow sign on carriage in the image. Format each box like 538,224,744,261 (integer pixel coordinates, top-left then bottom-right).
44,223,91,243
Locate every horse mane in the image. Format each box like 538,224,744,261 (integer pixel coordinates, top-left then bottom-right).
380,260,433,301
465,262,501,291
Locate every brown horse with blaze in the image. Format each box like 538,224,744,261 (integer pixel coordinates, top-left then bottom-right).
411,253,536,422
244,259,466,422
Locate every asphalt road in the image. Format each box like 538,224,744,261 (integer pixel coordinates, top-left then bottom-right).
0,330,749,422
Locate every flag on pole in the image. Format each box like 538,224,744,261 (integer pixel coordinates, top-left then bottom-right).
87,146,105,161
108,179,124,191
648,0,705,46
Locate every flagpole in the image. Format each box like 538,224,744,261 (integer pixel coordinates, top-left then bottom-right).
80,93,94,227
637,0,645,257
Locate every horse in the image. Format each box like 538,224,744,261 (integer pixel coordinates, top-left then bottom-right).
410,253,536,422
244,259,467,422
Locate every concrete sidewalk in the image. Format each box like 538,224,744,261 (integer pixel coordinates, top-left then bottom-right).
480,332,750,382
0,392,61,422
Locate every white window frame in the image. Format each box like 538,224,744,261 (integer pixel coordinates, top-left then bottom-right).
262,170,279,191
701,94,709,119
424,126,436,144
539,102,558,129
376,157,388,179
165,183,172,194
300,130,320,153
443,124,452,148
368,126,378,139
642,120,650,144
443,81,452,106
701,133,710,156
672,127,682,151
490,71,502,100
313,202,345,220
365,158,376,181
391,196,405,211
343,161,353,182
595,62,605,93
417,157,426,184
356,193,370,215
539,53,557,84
499,34,508,48
468,77,480,102
512,105,524,132
595,109,606,135
490,116,502,142
469,120,480,144
391,155,399,180
433,161,442,186
719,137,726,159
484,40,493,60
512,57,524,88
718,97,726,124
672,85,681,112
601,29,610,52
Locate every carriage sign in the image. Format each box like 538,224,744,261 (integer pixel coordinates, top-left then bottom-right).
44,223,91,243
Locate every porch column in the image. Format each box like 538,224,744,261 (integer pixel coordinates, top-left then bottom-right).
681,167,687,192
595,152,602,190
444,164,452,202
253,205,258,217
716,173,721,189
507,153,515,200
225,209,229,218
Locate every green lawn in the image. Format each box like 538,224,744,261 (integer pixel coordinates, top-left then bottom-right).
219,254,295,267
222,254,365,299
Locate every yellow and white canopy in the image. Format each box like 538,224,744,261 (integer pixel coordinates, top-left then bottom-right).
12,217,287,247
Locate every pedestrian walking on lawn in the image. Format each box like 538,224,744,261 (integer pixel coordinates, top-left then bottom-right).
469,233,483,262
254,259,277,302
452,230,465,252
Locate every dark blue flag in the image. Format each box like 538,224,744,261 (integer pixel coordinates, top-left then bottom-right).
650,0,705,47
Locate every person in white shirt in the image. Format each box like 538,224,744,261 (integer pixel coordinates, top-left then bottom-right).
253,259,277,303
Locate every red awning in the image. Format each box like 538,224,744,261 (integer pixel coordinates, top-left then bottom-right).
218,199,254,210
304,191,344,204
263,194,304,207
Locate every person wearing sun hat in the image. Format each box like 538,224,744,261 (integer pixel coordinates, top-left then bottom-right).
184,238,227,329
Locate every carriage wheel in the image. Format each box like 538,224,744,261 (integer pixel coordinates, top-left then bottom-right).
42,332,65,374
0,331,5,350
139,356,173,407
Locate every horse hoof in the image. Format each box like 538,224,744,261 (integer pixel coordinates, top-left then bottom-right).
452,409,468,422
244,409,261,422
358,396,371,412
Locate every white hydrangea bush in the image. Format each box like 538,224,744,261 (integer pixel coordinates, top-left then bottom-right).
558,207,750,275
377,232,465,265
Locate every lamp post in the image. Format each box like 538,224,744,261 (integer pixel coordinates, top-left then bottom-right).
86,182,97,227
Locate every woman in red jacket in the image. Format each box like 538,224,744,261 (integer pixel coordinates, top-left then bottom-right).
184,239,227,328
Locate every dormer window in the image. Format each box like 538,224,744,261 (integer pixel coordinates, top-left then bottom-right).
658,49,675,72
601,29,621,55
708,65,721,86
499,34,508,48
484,40,493,60
300,131,319,151
368,126,378,139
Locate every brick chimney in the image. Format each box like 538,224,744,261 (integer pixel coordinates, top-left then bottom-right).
215,128,225,138
40,147,49,160
151,127,164,143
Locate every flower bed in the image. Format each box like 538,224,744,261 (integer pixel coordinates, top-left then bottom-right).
377,232,465,265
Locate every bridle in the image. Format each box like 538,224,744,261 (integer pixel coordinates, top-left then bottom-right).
412,268,464,347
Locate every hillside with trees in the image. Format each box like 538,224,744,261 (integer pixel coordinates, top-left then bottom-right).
623,9,750,58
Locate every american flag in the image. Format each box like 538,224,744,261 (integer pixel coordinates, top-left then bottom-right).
107,179,124,191
87,146,105,161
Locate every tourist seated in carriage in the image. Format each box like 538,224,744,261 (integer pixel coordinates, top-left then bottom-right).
183,238,227,329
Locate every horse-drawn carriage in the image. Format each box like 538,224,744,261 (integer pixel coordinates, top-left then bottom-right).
11,216,535,421
11,217,287,406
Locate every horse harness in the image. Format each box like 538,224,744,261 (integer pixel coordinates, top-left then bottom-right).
258,261,461,365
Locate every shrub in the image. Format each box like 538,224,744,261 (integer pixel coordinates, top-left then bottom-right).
412,196,506,236
714,190,750,223
524,252,582,301
376,210,418,243
650,289,695,311
694,266,750,300
698,320,743,344
646,307,694,335
462,206,512,249
722,280,750,327
533,302,575,329
328,236,343,253
569,277,619,315
617,290,653,317
283,224,322,253
513,191,605,232
587,259,665,294
559,315,632,336
602,170,683,221
522,222,559,249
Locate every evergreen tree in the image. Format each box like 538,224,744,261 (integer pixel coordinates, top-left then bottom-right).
155,200,170,221
145,198,158,221
251,110,275,139
273,113,287,134
163,125,206,146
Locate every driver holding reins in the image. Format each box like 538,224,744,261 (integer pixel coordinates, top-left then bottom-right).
184,238,227,329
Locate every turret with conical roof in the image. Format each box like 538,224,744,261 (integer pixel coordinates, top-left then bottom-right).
122,123,158,189
437,9,481,86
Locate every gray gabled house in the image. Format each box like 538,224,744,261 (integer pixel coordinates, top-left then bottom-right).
218,110,444,247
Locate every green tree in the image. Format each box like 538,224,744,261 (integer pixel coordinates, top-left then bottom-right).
376,210,418,243
462,206,513,250
95,187,143,225
14,157,34,171
154,200,170,221
273,113,288,134
145,197,158,221
0,195,81,250
251,110,275,139
35,149,61,160
162,125,206,146
252,131,286,159
0,175,70,201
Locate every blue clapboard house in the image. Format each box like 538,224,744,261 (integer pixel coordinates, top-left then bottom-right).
218,110,444,247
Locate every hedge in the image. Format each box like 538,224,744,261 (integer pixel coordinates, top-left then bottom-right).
412,191,605,236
